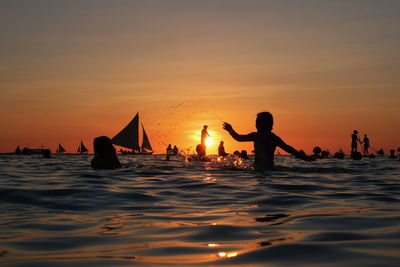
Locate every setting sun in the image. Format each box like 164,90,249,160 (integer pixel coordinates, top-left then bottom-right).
206,130,216,147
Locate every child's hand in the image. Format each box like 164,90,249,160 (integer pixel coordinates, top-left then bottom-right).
222,122,233,132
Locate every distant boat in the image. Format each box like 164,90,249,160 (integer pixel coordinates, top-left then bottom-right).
21,147,47,155
56,144,66,154
111,112,153,154
77,141,88,154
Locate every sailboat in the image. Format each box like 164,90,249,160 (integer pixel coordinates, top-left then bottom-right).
111,112,153,154
77,141,89,154
56,144,66,154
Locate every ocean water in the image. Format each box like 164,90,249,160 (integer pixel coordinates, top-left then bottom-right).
1,154,399,267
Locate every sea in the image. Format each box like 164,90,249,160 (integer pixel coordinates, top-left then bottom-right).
1,154,399,267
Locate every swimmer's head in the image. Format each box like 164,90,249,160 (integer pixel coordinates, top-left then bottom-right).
93,136,116,156
256,112,273,132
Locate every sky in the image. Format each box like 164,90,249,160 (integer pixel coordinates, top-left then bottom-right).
1,0,399,154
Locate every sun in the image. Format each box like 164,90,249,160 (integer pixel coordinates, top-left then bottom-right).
206,136,213,147
205,130,216,147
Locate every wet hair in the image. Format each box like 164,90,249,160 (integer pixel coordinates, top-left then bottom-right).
93,136,116,156
256,112,273,132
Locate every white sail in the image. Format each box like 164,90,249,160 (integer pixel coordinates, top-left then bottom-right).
141,123,153,153
111,113,140,151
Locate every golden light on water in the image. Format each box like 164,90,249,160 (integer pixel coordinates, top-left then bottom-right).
208,243,219,247
218,251,238,258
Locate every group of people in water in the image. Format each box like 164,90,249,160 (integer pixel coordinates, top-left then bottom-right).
165,144,179,160
14,111,399,170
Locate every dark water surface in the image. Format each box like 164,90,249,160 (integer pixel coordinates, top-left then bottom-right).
1,154,399,266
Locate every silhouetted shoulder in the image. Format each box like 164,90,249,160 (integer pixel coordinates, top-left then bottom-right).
270,132,285,145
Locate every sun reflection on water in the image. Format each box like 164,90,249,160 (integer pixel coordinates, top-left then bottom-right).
218,251,238,258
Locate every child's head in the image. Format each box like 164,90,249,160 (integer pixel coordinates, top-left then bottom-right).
256,112,273,132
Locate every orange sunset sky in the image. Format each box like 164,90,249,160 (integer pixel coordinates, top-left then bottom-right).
1,0,399,154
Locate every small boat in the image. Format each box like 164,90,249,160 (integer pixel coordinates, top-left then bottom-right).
21,147,47,155
56,144,66,154
111,112,153,154
77,141,89,154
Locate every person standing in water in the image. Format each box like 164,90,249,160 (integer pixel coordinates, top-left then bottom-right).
361,134,370,156
166,144,172,161
351,130,360,153
201,125,210,146
222,112,310,170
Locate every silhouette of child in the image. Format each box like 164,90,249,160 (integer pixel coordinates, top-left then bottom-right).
91,136,122,169
362,134,370,156
223,112,310,170
218,141,228,157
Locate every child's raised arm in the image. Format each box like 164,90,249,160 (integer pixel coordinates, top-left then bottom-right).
223,122,254,142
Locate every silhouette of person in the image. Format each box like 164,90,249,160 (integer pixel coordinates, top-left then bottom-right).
42,149,51,158
91,136,122,169
362,134,370,156
351,130,360,153
321,150,329,159
240,150,249,159
334,149,345,159
196,144,206,160
233,150,241,157
312,146,322,160
201,125,210,147
15,146,21,155
389,149,396,159
172,145,179,156
223,112,310,170
166,144,172,161
218,141,228,157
